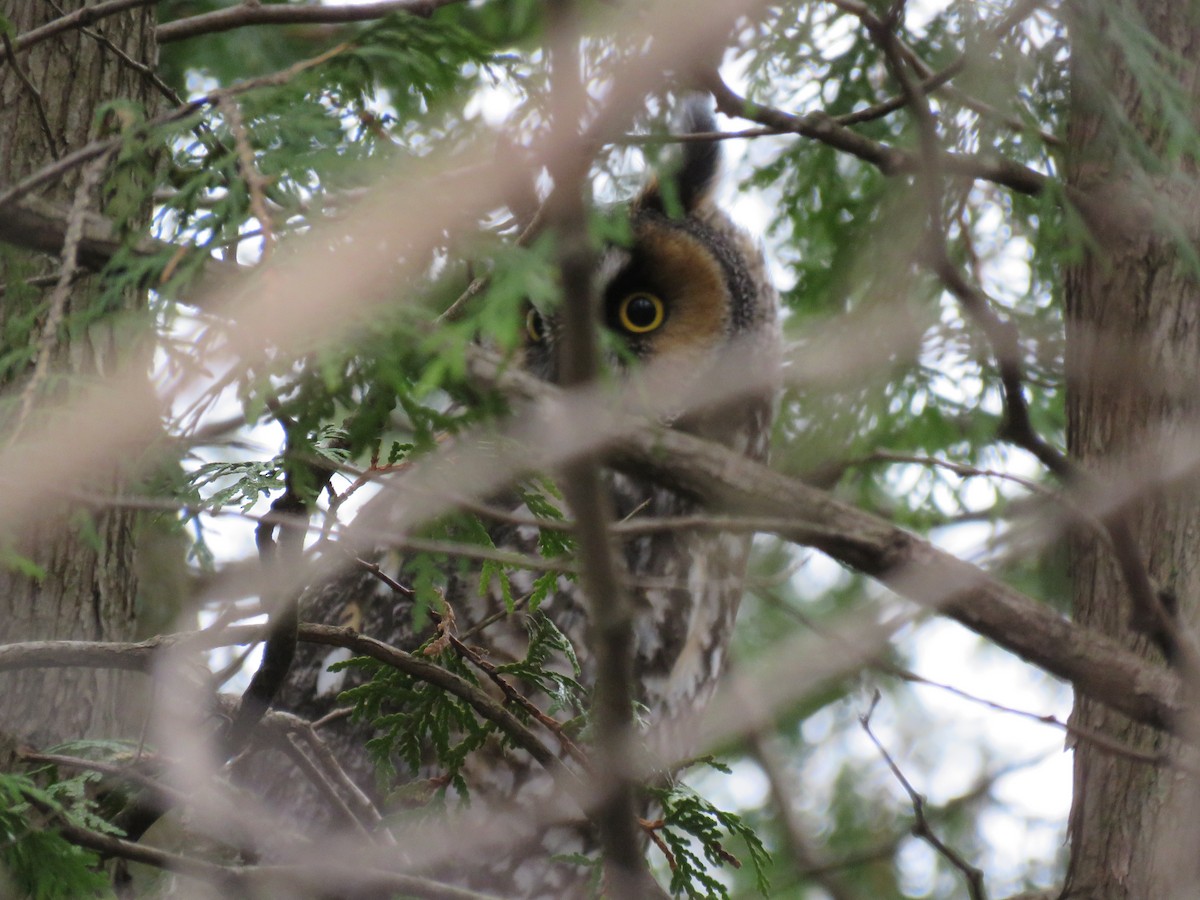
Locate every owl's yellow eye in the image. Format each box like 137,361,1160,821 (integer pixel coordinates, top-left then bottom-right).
526,308,546,342
617,293,665,334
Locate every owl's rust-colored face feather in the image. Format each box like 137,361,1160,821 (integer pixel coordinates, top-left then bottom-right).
251,98,780,899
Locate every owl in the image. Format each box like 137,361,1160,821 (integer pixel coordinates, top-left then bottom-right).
246,98,779,898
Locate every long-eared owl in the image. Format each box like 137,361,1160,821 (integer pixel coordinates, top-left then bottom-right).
252,98,780,897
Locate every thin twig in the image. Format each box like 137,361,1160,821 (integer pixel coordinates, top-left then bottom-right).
58,0,240,189
639,817,678,871
290,717,394,837
897,669,1180,771
0,270,77,296
300,623,588,803
859,691,988,900
276,732,375,835
15,747,187,807
754,584,1179,771
767,753,1049,892
436,204,545,323
38,796,502,899
44,0,186,109
706,73,1051,197
613,127,780,145
828,0,1060,146
447,629,592,770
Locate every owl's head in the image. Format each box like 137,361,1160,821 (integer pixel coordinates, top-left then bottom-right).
522,99,778,419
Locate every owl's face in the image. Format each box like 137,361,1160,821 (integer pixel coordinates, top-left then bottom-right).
521,104,778,421
524,216,745,378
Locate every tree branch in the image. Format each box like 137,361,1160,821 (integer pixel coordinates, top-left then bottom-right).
544,1,651,892
44,806,502,900
0,0,156,63
298,623,588,799
0,32,59,159
0,195,244,305
861,0,1197,676
0,40,350,214
860,692,988,900
467,351,1184,734
157,0,466,44
706,73,1052,197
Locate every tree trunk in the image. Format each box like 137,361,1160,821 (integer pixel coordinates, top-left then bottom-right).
0,3,158,756
1065,2,1200,896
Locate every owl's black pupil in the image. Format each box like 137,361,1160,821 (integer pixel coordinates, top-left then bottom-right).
626,296,658,328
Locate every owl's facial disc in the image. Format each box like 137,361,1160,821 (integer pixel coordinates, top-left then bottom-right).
601,223,730,364
522,218,740,386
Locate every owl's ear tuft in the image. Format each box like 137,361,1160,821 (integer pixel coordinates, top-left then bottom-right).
675,96,721,210
638,95,721,215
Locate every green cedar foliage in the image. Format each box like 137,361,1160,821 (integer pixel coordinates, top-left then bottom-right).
650,762,772,900
0,768,120,900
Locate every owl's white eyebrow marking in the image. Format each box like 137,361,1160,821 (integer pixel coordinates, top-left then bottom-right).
595,245,630,290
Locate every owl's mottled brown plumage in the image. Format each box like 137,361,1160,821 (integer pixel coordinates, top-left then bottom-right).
252,99,779,897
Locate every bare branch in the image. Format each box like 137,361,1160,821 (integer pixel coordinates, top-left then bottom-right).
828,0,1061,146
544,1,653,892
860,692,988,900
754,585,1179,771
45,805,503,899
467,351,1183,732
15,747,188,807
0,0,156,63
707,74,1052,197
157,0,467,45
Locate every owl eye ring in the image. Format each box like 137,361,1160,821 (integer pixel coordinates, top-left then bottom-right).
618,293,665,334
526,308,547,342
